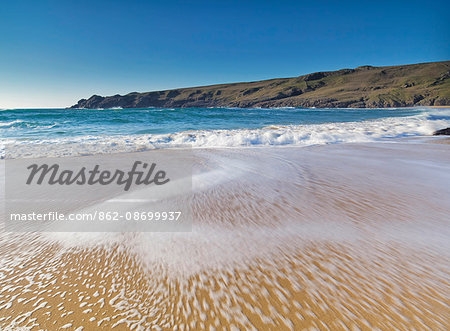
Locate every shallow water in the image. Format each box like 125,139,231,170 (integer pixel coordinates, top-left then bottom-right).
0,141,449,329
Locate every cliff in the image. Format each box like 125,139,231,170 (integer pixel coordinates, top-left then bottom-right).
71,61,450,109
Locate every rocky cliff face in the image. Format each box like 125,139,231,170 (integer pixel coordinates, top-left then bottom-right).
71,61,450,109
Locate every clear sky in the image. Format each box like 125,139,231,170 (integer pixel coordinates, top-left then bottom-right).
1,0,449,108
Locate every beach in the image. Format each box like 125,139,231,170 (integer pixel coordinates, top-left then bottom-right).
1,138,449,330
2,0,449,328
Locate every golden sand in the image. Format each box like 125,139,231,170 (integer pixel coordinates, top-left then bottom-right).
1,142,449,330
0,239,448,330
427,137,450,145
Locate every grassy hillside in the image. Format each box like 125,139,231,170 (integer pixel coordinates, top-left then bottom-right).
71,61,450,109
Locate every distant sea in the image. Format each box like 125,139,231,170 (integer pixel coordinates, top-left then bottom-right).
1,107,450,158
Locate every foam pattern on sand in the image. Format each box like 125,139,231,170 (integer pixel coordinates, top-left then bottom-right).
0,143,449,329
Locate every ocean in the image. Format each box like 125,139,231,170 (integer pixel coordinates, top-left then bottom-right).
1,107,450,329
2,107,450,158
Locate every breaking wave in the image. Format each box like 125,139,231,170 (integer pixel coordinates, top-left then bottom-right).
2,109,450,158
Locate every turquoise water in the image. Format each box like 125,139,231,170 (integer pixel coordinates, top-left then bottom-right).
2,107,450,158
0,107,428,140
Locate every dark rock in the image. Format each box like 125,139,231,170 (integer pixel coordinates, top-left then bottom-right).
167,90,181,98
242,87,260,96
435,98,450,106
285,87,303,97
356,65,375,70
303,72,327,81
433,128,450,135
413,95,424,103
430,71,450,86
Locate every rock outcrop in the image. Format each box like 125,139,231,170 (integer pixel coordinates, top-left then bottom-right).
433,127,450,135
70,61,450,109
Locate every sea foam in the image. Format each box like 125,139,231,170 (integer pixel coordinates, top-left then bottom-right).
2,110,450,159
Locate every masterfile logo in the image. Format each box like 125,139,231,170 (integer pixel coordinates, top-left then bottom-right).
26,161,170,191
5,147,193,233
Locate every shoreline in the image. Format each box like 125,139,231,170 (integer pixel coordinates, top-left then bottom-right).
3,105,449,111
3,134,450,160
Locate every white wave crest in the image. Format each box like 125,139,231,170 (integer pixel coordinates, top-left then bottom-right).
2,110,450,158
0,119,24,128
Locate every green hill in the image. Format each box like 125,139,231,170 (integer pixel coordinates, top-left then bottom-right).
71,61,450,109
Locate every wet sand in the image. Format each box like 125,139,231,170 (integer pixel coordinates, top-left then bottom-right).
1,140,449,330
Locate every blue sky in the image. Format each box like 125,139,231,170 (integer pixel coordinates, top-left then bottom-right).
1,0,448,108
